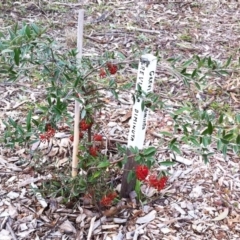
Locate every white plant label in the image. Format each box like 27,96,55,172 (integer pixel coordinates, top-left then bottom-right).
128,54,157,149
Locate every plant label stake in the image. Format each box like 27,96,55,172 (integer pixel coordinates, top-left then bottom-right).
72,10,84,177
120,54,157,198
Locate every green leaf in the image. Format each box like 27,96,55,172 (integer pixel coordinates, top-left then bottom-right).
202,154,209,164
127,170,135,183
208,56,212,67
201,128,209,135
223,133,234,141
236,135,240,145
25,25,31,38
189,136,200,146
8,118,17,128
202,136,211,147
222,144,227,156
233,145,239,154
81,109,86,119
159,131,172,137
26,110,32,131
160,161,176,166
182,58,194,67
171,145,181,155
224,56,232,68
194,81,201,90
197,57,206,68
220,138,229,144
217,139,223,151
1,49,14,54
170,138,177,146
31,23,40,34
191,69,198,78
135,180,141,199
92,171,101,179
235,114,240,124
97,161,110,168
218,114,223,124
174,106,191,115
14,48,21,66
207,121,213,135
143,147,156,156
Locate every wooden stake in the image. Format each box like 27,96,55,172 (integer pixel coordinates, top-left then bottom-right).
72,10,84,177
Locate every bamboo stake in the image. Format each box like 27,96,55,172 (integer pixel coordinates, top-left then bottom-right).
72,10,84,177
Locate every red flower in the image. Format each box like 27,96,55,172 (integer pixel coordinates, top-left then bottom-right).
148,174,159,188
93,134,103,141
100,192,117,206
148,175,168,191
99,68,106,78
89,146,98,157
136,165,149,181
107,62,118,75
79,119,92,131
155,176,168,191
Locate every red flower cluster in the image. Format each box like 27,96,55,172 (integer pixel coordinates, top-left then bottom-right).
39,125,55,142
136,165,149,181
89,146,98,157
79,119,92,131
107,62,118,75
148,175,168,191
93,134,103,141
100,192,117,206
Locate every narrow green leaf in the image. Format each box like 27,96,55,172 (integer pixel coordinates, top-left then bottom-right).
201,128,209,135
92,171,101,179
26,110,32,131
224,56,232,68
170,138,177,146
182,58,194,67
160,161,176,166
191,69,198,78
236,135,240,145
97,161,110,168
217,139,222,151
9,118,17,128
171,145,181,155
220,138,229,144
222,144,227,157
143,147,156,157
218,114,223,124
208,56,212,67
159,131,172,137
208,121,213,135
127,170,135,183
14,48,20,66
